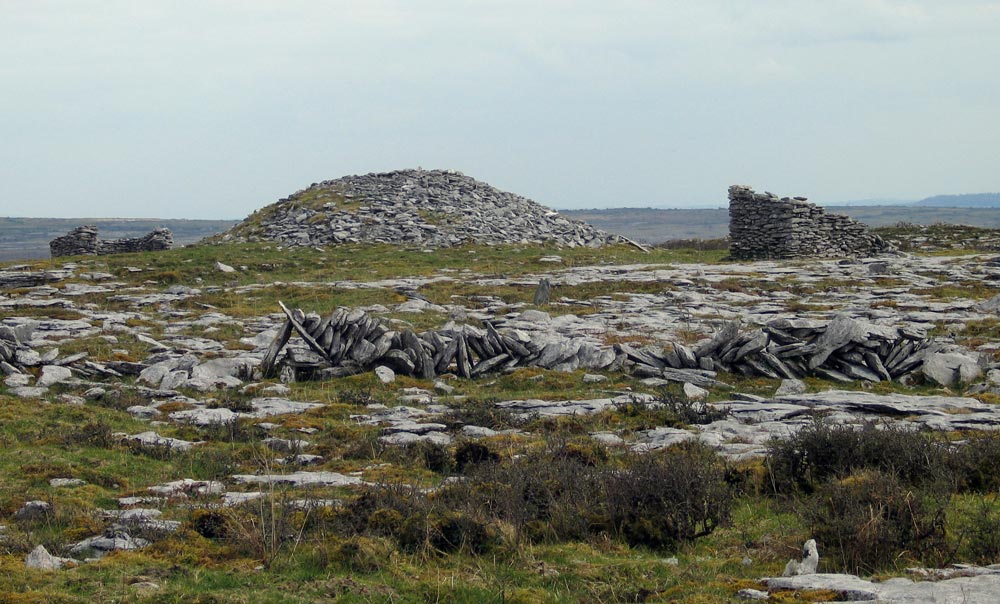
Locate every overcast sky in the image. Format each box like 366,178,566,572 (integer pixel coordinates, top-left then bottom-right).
2,1,998,219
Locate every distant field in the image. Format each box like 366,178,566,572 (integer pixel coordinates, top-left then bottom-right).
564,206,1000,244
0,217,238,261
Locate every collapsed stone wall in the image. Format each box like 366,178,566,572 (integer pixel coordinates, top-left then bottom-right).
50,225,173,258
728,185,891,260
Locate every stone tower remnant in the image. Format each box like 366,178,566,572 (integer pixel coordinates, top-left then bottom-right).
728,185,891,260
50,225,173,258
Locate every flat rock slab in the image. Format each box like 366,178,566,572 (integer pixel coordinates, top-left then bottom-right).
230,471,364,487
379,431,452,446
169,398,323,425
240,397,323,418
148,479,226,497
765,571,1000,603
498,393,654,417
68,531,150,557
124,431,200,451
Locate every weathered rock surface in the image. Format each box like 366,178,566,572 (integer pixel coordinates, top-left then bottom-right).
68,526,151,557
230,471,364,487
764,569,1000,603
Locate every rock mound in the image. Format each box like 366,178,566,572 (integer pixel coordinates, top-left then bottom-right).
220,169,622,248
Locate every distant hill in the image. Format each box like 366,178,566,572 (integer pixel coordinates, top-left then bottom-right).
0,217,238,261
914,193,1000,208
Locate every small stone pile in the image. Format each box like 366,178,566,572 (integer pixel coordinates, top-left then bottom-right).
50,226,173,258
221,169,624,248
728,185,892,259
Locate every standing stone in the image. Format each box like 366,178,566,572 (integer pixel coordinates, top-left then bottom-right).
374,365,396,384
775,378,807,396
533,278,552,306
25,545,74,570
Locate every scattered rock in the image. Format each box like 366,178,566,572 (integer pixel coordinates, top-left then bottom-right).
783,539,819,576
683,383,709,400
374,365,396,384
37,365,73,387
68,526,150,557
25,544,75,570
49,478,85,488
774,378,807,396
15,501,52,522
922,351,983,386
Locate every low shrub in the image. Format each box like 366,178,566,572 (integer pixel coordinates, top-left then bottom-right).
447,453,601,543
337,485,497,555
766,420,949,494
804,470,949,574
962,499,1000,564
949,432,1000,493
441,442,732,550
189,509,229,539
446,397,525,431
326,536,396,573
605,443,731,549
453,441,499,473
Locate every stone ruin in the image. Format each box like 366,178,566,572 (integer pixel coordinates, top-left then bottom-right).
260,302,945,387
49,225,173,258
728,185,892,260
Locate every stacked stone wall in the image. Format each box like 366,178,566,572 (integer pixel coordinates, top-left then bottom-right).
49,226,173,258
728,185,891,260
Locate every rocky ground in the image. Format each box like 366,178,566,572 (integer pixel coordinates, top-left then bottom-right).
3,234,1000,602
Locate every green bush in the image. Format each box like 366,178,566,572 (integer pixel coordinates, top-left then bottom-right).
804,470,948,574
441,443,732,550
604,443,731,549
961,498,1000,564
453,441,499,473
949,432,1000,493
766,420,949,494
449,453,602,543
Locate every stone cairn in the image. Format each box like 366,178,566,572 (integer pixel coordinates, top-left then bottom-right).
50,226,173,258
728,185,892,260
222,169,633,249
262,304,933,386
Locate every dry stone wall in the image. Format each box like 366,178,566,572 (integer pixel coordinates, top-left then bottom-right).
50,226,172,258
728,185,892,259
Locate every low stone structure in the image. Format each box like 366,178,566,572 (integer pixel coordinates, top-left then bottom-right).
728,185,891,259
50,226,172,257
261,303,941,387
